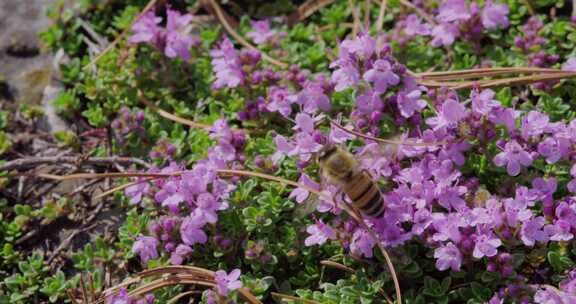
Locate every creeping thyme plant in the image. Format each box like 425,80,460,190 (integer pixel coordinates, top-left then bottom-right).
3,0,576,303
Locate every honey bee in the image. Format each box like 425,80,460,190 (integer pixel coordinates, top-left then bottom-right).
317,144,385,218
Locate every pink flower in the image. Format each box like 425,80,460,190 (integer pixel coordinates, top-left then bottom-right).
169,244,192,265
132,236,159,263
520,216,549,246
246,20,275,44
125,179,150,205
214,269,243,297
304,220,337,246
481,1,509,29
180,214,208,246
164,9,196,60
331,65,360,92
473,233,502,258
437,0,471,22
434,242,462,271
471,89,500,115
340,33,376,59
397,89,427,118
363,59,400,94
493,140,532,176
350,229,376,258
426,99,467,131
404,14,432,37
210,37,245,89
289,173,320,204
562,57,576,72
129,11,162,46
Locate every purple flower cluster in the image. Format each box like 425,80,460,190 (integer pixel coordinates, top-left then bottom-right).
270,35,576,296
246,19,285,45
127,120,244,266
129,7,199,61
111,107,145,142
395,0,509,47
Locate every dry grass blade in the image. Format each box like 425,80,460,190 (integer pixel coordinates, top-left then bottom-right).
44,169,403,303
375,0,388,31
398,0,436,25
272,292,321,303
83,0,158,70
348,0,362,36
93,266,262,304
94,177,155,200
521,0,535,15
320,260,355,273
457,71,576,89
138,91,211,129
416,67,562,78
329,118,448,146
288,0,335,24
167,290,200,304
205,0,287,68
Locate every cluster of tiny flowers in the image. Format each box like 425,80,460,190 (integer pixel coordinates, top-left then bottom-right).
246,19,285,45
129,119,245,266
129,7,199,61
487,270,576,303
262,33,576,303
394,0,509,47
111,107,145,142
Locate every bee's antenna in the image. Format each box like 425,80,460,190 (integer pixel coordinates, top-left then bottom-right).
328,118,449,147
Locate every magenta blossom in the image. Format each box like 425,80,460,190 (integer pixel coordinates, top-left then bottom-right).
437,0,471,22
493,140,532,176
363,59,400,94
180,214,208,246
426,99,467,131
473,233,502,259
125,179,150,205
132,236,159,263
397,89,427,118
246,20,275,44
434,242,462,271
210,37,245,89
214,269,243,297
471,89,500,115
350,229,376,258
304,220,337,246
404,14,432,37
431,23,460,47
481,1,509,29
289,173,320,204
520,216,549,246
129,11,162,47
562,57,576,71
164,9,196,60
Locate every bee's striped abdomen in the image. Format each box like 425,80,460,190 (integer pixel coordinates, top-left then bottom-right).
342,171,385,218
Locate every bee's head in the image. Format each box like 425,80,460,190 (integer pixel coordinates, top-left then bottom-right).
317,144,338,163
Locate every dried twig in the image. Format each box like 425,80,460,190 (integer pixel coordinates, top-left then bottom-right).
83,0,158,70
204,0,287,68
138,91,211,129
398,0,436,25
348,0,362,36
0,156,151,172
521,0,535,15
375,0,388,31
92,266,261,304
288,0,335,24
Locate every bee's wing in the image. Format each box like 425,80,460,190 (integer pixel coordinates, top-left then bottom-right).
293,193,320,218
